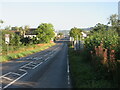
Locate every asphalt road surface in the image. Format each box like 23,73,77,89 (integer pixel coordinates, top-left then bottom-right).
0,38,71,89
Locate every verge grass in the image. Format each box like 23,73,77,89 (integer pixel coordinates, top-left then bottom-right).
68,48,113,88
1,43,55,62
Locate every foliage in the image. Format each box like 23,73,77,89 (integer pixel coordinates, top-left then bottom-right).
84,29,119,51
90,23,108,33
68,47,112,88
20,37,31,45
109,14,118,28
58,33,63,36
0,19,4,24
108,14,120,35
35,23,55,43
32,36,39,44
69,27,82,40
1,43,55,62
10,34,20,46
11,26,19,31
4,25,11,30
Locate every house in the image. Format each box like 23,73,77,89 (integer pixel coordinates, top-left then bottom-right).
9,31,20,35
24,28,37,38
81,32,87,38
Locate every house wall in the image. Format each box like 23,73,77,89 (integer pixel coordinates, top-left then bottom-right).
24,35,36,38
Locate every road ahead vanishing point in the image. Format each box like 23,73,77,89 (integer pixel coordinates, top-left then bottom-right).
0,38,71,89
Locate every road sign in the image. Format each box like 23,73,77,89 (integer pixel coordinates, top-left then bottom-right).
5,34,10,44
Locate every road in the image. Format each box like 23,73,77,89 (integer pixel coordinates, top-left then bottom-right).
0,38,71,89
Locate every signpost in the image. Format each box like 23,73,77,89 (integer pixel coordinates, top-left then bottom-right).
5,34,10,55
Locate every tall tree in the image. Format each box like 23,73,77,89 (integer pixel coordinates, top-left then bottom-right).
91,23,108,33
0,20,4,24
19,26,24,36
4,25,11,30
11,26,19,31
35,23,55,43
0,20,4,29
69,27,82,40
108,14,120,35
23,25,30,36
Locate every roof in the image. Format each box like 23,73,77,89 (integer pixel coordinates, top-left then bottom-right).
25,28,37,35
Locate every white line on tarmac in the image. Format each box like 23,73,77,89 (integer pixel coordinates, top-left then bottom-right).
10,72,21,76
67,55,70,85
44,57,50,61
20,61,34,68
67,75,70,85
28,64,36,67
44,54,48,57
0,72,12,78
21,66,32,69
3,72,27,89
2,76,13,81
32,62,43,69
19,69,27,73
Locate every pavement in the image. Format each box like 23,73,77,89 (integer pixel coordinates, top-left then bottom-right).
0,38,71,89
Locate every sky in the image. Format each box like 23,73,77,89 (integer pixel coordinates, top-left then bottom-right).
0,0,119,31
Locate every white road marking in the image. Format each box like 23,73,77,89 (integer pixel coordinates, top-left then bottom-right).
44,57,50,61
67,75,70,85
0,72,12,78
32,62,43,69
39,57,43,60
50,54,53,56
2,76,13,81
10,72,21,76
21,66,32,69
67,55,71,85
20,61,35,68
3,72,27,89
44,54,48,57
28,64,36,67
19,69,27,73
1,45,62,89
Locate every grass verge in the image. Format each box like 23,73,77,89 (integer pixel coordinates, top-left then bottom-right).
68,47,113,88
1,43,55,62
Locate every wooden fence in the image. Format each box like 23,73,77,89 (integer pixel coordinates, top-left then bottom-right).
90,42,120,87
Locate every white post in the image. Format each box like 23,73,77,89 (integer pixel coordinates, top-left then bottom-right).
5,34,10,55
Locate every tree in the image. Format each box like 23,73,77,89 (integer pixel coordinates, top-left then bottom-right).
109,14,118,27
19,26,24,36
58,33,63,35
69,27,82,40
91,23,108,33
108,14,120,35
35,23,55,43
23,25,30,36
11,26,19,31
0,20,4,29
4,25,11,30
0,20,4,24
57,33,63,38
10,34,20,46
